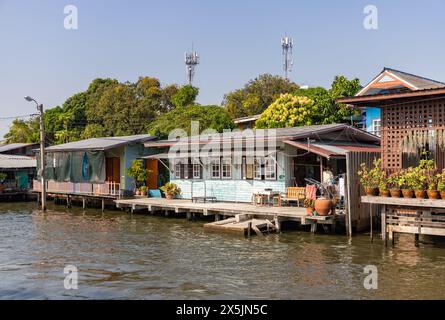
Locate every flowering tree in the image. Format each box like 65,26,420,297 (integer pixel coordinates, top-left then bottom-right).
256,94,317,129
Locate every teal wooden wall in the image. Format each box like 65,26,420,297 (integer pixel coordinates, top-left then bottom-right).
171,151,290,203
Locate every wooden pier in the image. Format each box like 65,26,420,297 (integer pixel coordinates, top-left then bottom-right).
114,198,344,235
362,196,445,245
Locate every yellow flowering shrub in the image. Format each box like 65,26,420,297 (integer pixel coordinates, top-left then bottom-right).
256,94,317,129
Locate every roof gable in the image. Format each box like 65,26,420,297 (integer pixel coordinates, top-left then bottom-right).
357,68,445,97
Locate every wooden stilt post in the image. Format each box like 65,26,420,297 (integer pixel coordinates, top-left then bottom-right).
381,204,387,241
370,204,373,243
274,215,281,233
101,198,105,213
82,197,86,210
247,222,252,238
186,211,192,221
67,195,71,208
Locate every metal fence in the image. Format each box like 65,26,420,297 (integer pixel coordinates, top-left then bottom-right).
33,180,121,198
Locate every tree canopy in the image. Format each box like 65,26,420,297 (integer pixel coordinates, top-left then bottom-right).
4,77,180,144
148,105,235,138
223,74,300,119
292,75,361,125
256,95,317,129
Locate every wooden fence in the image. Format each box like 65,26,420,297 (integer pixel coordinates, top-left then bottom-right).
345,151,381,235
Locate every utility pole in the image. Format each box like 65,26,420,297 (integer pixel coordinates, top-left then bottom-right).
25,96,46,211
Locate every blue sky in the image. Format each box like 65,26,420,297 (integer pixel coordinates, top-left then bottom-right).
1,0,444,137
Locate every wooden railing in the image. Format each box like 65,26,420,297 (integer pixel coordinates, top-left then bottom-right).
33,180,121,198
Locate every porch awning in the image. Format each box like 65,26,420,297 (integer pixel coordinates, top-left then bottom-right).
283,140,380,159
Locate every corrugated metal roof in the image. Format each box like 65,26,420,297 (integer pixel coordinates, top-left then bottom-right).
284,141,381,158
0,143,38,153
45,134,155,152
0,154,36,169
234,114,261,124
145,124,380,147
385,68,445,90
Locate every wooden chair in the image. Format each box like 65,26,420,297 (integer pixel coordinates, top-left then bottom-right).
281,187,306,207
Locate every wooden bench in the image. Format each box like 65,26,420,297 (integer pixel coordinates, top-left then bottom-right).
280,187,306,207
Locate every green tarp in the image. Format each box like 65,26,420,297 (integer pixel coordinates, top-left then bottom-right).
37,151,106,183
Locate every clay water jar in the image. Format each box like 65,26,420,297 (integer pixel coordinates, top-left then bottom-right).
314,199,332,216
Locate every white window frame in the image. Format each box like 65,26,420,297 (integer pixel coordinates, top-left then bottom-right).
174,160,182,179
211,158,221,179
265,157,277,180
254,157,263,180
193,163,201,179
221,158,232,179
371,119,381,136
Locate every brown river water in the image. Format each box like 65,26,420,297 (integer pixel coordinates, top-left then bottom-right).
0,202,444,300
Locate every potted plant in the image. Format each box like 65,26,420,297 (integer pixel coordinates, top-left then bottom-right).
427,173,440,199
127,159,152,197
304,199,315,215
438,170,445,199
387,172,402,198
400,168,415,199
160,182,181,200
378,171,390,197
357,161,380,196
139,186,148,197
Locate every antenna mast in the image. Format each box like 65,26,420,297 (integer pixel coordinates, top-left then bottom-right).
281,36,293,80
185,45,199,85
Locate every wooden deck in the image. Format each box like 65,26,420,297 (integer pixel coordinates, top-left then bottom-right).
114,198,344,234
362,196,445,245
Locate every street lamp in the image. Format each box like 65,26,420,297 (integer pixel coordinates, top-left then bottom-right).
24,96,46,211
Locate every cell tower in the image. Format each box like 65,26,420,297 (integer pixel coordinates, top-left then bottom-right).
185,46,199,85
281,36,293,80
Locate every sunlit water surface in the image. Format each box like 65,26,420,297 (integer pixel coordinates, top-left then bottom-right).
1,202,444,300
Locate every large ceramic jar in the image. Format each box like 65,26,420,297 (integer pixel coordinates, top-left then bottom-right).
314,198,332,216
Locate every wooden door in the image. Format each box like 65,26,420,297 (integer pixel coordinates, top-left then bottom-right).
106,157,120,183
145,159,158,190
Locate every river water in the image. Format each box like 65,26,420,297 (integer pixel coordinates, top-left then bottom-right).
0,202,444,300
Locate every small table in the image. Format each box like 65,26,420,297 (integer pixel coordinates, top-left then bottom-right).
252,191,281,206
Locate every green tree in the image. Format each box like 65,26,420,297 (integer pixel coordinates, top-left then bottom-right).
172,85,199,108
292,75,361,125
256,94,317,129
223,74,300,118
4,119,40,143
148,105,235,138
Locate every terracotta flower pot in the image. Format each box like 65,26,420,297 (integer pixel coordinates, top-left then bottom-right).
440,191,445,200
166,193,174,200
415,190,426,199
364,187,378,196
390,189,402,198
306,207,314,216
314,199,332,216
402,189,414,199
427,190,440,199
379,189,391,197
